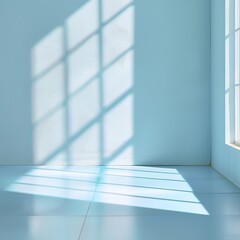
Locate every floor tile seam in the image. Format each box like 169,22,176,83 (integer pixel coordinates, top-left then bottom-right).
77,169,102,240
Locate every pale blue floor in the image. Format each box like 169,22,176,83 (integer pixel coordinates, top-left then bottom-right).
0,166,240,240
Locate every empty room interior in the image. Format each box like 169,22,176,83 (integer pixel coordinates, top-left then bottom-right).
1,0,240,239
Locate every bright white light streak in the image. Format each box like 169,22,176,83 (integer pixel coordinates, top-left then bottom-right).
7,183,93,202
37,166,102,175
235,86,240,142
99,175,193,192
235,30,240,85
96,183,199,203
93,192,209,215
225,92,231,143
105,166,179,174
226,38,230,91
26,169,99,182
235,0,240,30
101,168,185,181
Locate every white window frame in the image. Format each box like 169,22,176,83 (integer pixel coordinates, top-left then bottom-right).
225,0,240,147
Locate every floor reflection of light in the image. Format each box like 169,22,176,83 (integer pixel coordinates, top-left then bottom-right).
5,167,209,215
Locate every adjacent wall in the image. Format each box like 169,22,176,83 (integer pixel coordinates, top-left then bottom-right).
211,0,240,187
0,0,211,165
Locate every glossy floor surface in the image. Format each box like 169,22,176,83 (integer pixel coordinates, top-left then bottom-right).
0,166,240,240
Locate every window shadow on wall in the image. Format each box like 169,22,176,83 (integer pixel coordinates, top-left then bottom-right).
31,0,135,166
0,0,211,165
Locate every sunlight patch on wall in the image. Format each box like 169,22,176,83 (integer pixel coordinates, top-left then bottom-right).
102,0,132,22
32,63,65,124
69,123,100,165
103,50,134,107
103,5,134,66
31,0,135,165
66,0,99,50
107,145,134,165
103,95,133,158
68,79,100,136
32,27,64,77
45,151,67,166
67,35,99,94
33,107,65,164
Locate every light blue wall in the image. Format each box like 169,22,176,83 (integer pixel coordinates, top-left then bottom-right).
0,0,211,165
135,0,211,165
211,0,240,187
